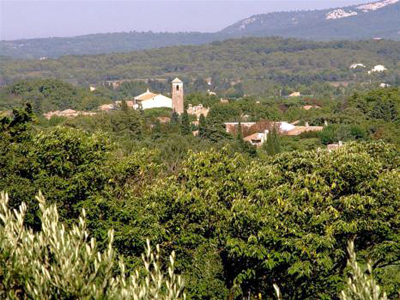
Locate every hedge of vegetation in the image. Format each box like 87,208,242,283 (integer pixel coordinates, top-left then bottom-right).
1,100,399,299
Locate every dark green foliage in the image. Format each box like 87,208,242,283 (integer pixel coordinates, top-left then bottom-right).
171,111,179,124
129,142,400,299
371,99,398,122
152,119,163,140
65,109,143,140
121,100,128,112
320,124,368,145
280,136,322,152
0,103,34,140
0,79,111,112
208,104,240,125
348,88,400,122
264,126,281,155
198,114,207,138
0,117,112,227
28,127,111,220
143,107,173,119
180,111,191,135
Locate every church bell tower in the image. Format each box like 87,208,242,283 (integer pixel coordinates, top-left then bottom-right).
172,78,184,114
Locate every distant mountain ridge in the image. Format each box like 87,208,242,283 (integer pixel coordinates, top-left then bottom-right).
222,0,400,40
0,32,224,60
1,0,399,59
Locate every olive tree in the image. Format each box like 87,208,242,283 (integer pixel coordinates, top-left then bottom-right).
0,192,185,300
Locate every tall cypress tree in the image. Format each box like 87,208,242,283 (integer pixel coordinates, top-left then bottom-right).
264,126,281,156
198,114,207,138
171,111,179,124
181,111,191,136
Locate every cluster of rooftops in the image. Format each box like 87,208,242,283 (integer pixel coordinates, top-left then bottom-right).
41,77,345,150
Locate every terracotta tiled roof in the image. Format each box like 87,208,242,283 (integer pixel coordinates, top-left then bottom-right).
244,133,264,142
135,91,159,101
99,104,114,111
285,126,323,136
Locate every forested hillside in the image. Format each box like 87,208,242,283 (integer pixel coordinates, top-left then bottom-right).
1,38,399,97
0,32,223,59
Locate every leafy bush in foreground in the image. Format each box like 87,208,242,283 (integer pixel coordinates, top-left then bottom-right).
274,240,389,300
340,241,387,300
0,192,185,300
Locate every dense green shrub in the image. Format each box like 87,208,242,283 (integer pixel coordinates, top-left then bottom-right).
131,142,400,299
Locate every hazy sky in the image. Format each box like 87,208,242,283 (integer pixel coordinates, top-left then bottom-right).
1,0,374,40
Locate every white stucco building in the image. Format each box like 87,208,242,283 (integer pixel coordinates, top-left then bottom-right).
134,89,173,110
370,65,387,73
350,63,366,69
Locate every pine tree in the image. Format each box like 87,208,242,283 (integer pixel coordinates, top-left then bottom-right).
198,114,207,138
181,111,191,136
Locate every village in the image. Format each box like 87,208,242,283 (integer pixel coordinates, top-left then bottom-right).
42,77,347,150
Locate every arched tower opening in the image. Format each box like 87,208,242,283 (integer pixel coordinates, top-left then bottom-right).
172,78,184,114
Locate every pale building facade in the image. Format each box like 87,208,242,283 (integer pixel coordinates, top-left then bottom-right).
44,109,96,119
99,78,185,113
134,89,173,110
289,92,301,97
187,104,209,119
130,78,184,113
172,78,184,114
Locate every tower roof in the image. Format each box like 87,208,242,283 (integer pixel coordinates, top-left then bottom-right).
172,78,183,83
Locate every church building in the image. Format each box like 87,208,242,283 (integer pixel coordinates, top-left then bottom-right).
134,89,172,110
133,78,184,114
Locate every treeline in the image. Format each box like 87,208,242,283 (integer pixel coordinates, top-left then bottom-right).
0,103,399,299
0,79,114,112
1,38,399,96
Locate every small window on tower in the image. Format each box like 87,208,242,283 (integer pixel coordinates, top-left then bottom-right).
176,85,179,91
